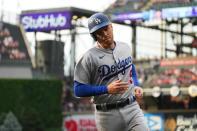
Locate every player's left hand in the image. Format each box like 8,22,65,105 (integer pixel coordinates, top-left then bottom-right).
134,86,143,99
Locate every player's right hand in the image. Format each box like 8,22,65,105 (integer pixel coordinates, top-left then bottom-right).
107,80,130,94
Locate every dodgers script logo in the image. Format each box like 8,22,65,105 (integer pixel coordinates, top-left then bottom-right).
98,56,132,80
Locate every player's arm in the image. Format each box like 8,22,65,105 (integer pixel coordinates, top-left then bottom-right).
74,80,129,97
132,64,144,99
74,81,108,97
131,64,140,86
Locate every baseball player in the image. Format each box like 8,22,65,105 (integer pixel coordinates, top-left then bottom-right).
74,13,149,131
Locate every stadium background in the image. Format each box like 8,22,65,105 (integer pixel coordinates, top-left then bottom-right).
0,0,197,131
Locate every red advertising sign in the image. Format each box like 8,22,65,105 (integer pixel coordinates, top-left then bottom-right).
160,58,197,66
63,114,97,131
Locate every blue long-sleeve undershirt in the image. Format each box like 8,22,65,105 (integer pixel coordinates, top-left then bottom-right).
74,64,140,97
74,82,108,97
132,64,140,86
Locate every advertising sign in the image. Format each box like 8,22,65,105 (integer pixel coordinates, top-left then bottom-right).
111,6,197,22
144,113,165,131
192,6,197,16
63,114,97,131
162,6,194,19
160,58,197,66
165,113,197,131
20,11,71,32
111,12,145,22
63,112,197,131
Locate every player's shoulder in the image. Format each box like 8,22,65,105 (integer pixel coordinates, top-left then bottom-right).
78,46,97,61
84,46,98,56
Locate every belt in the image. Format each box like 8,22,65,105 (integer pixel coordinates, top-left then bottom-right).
96,96,136,111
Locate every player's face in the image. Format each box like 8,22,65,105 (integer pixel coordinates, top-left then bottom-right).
94,24,114,45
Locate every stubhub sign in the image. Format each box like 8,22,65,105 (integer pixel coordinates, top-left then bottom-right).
20,11,71,32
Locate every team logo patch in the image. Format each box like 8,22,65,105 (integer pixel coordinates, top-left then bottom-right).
89,18,102,25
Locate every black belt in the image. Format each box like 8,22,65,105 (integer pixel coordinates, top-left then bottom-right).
96,96,136,111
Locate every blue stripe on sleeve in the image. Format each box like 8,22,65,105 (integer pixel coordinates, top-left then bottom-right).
74,81,108,97
132,64,140,86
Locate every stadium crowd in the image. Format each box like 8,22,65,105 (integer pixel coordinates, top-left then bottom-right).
0,22,26,61
138,66,197,88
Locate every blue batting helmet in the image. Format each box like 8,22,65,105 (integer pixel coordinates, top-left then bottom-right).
88,13,111,40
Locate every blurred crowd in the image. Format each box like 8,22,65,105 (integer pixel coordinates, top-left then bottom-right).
61,78,94,112
138,66,197,88
0,22,26,61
